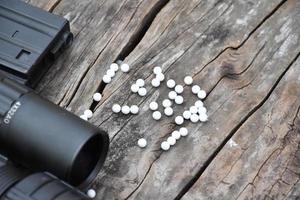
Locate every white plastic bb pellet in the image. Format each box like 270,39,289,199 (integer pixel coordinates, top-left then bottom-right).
156,73,165,82
179,127,188,137
183,110,191,120
120,63,130,72
138,138,147,148
162,99,172,108
175,116,184,125
197,90,207,99
130,105,139,114
136,79,145,87
175,95,183,104
131,84,139,93
149,102,158,111
93,93,102,102
152,111,162,120
171,131,181,140
153,66,162,75
175,85,184,94
102,75,111,83
138,88,147,96
112,104,121,113
87,189,96,198
167,137,176,146
121,105,130,114
164,107,173,116
168,91,177,100
161,141,170,151
167,79,176,88
84,110,93,119
184,76,193,85
192,85,201,94
110,63,119,72
151,78,160,87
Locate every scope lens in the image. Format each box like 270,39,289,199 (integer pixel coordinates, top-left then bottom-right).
70,133,107,187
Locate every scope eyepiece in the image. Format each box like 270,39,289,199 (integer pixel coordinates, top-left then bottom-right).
0,162,89,200
0,76,109,188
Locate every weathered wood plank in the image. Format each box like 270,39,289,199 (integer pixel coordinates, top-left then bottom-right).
84,0,300,199
182,57,300,200
25,0,300,199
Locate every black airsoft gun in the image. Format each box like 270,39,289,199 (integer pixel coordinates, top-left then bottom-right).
0,0,109,199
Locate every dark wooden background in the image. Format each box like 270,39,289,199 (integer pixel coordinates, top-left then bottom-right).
26,0,300,199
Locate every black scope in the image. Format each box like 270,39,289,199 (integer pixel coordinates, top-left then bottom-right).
0,76,109,188
0,158,89,200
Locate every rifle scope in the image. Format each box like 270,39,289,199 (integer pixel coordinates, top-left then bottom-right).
0,76,109,188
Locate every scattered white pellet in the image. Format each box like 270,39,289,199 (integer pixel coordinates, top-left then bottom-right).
174,95,184,105
80,115,88,121
192,85,201,94
138,87,147,96
151,78,160,87
106,69,115,77
116,60,123,65
152,111,162,120
171,130,181,140
167,137,176,146
153,66,162,75
189,106,198,114
164,107,173,116
84,110,93,119
179,127,188,137
162,99,172,108
175,116,184,125
195,100,204,108
93,93,102,102
136,79,145,87
190,114,199,123
112,104,121,113
199,113,208,122
120,63,130,72
198,106,207,114
149,102,158,111
168,91,177,100
175,85,184,94
183,110,191,120
167,79,176,88
110,63,119,72
197,90,207,99
87,189,96,198
161,141,170,151
131,84,139,93
130,105,139,114
184,76,193,85
121,105,130,114
102,74,111,83
156,73,165,82
137,138,147,148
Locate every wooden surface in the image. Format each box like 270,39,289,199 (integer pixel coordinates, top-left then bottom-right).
28,0,300,199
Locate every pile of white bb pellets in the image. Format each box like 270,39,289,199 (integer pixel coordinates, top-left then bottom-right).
79,62,208,152
81,62,208,198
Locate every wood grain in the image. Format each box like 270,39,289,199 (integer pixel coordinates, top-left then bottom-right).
27,0,300,199
182,54,300,200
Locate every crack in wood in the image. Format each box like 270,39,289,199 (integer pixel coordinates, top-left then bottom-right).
46,0,62,12
174,49,300,199
88,0,171,112
90,0,233,115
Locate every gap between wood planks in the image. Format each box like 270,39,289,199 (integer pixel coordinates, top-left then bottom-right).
42,0,298,198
